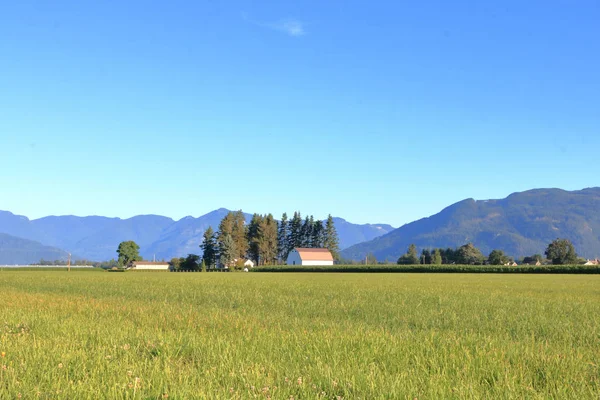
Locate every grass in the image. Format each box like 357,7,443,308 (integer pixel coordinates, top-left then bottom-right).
253,264,600,273
0,272,598,399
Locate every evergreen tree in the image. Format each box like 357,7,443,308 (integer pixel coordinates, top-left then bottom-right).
323,214,340,260
289,211,303,250
420,249,432,264
432,249,443,265
312,220,325,248
277,213,289,262
300,216,312,247
217,211,248,261
201,227,218,268
219,234,237,268
246,213,263,264
397,244,419,265
258,214,278,265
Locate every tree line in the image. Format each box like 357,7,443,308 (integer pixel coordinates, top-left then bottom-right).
198,211,340,270
395,238,581,265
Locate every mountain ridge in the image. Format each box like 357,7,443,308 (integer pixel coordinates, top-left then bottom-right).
341,187,600,261
0,209,395,262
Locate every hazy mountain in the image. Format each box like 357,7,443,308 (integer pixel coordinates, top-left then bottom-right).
341,188,600,261
332,218,395,250
0,233,70,265
143,209,252,260
0,209,388,262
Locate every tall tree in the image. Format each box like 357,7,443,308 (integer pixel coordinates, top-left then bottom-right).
277,213,289,262
116,240,142,267
545,238,578,265
247,213,263,264
488,249,510,265
420,249,432,264
300,216,312,247
323,215,340,260
432,249,443,265
258,214,278,265
397,244,419,265
312,220,325,248
201,227,218,267
456,243,485,265
217,211,248,261
289,212,303,250
219,234,237,268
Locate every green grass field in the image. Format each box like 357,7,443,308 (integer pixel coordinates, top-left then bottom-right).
0,272,598,399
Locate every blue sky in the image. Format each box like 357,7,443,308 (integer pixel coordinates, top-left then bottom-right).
1,1,598,227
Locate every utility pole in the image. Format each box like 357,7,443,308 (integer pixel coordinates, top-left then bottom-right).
67,253,71,272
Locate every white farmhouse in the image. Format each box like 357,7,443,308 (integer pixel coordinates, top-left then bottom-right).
130,261,170,270
287,248,334,266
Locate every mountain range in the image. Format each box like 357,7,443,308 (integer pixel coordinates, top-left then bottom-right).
0,209,394,264
341,187,600,261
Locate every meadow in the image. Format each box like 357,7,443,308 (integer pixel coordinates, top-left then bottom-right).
0,272,598,399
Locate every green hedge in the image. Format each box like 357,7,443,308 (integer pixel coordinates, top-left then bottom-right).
251,264,600,274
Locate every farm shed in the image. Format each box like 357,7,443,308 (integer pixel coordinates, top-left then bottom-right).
287,248,334,266
130,261,170,270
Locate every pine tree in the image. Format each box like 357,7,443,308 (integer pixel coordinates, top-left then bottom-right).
300,216,312,247
247,213,262,264
323,215,340,260
432,249,442,265
258,214,278,265
289,211,302,251
277,213,289,262
231,210,248,260
201,227,218,267
219,234,237,268
312,220,325,248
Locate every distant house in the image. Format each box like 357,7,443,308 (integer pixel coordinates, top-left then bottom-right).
130,261,170,270
244,259,255,268
584,259,599,266
287,248,334,266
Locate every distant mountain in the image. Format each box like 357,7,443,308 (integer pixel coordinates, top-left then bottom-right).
143,209,253,260
341,187,600,261
0,209,390,262
332,218,395,250
0,233,69,265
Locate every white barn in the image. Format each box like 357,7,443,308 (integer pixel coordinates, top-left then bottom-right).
287,248,334,266
131,261,170,270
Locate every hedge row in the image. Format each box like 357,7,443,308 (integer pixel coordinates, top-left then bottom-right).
251,264,600,274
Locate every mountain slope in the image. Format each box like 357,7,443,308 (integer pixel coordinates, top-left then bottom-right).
0,209,388,261
341,187,600,261
332,218,395,249
0,233,70,265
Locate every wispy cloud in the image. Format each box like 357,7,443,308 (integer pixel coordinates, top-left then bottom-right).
268,19,306,37
243,14,307,37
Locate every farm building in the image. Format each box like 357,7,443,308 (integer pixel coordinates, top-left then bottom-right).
287,248,334,266
130,261,170,270
584,259,599,266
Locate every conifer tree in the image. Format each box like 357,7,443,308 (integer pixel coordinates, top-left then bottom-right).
277,213,289,262
201,227,218,268
323,214,340,260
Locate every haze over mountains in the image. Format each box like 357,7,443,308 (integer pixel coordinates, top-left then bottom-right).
0,209,394,264
341,188,600,261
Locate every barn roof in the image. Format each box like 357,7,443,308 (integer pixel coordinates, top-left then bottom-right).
294,248,334,261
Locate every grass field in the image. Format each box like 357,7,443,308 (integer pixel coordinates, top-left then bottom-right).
0,272,598,399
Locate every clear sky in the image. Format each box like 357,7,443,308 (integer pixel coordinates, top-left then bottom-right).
1,1,598,227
